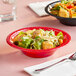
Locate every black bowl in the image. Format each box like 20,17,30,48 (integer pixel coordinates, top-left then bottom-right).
45,1,76,26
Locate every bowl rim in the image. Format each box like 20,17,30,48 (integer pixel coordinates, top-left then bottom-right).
45,1,76,19
6,27,71,52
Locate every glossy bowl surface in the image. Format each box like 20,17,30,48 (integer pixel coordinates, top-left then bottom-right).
45,1,76,26
6,27,71,58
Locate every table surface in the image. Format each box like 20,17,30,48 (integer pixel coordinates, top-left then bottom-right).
0,0,76,76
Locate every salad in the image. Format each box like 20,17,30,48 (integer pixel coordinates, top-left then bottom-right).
12,29,64,50
51,0,76,18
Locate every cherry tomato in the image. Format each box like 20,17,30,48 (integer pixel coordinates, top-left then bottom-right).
67,4,74,9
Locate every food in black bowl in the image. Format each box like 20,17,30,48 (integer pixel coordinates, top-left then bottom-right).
45,0,76,26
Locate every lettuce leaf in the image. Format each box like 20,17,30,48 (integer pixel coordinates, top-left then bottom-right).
19,31,25,35
51,6,61,11
49,30,55,36
61,0,74,4
33,39,44,49
18,38,33,48
57,32,64,39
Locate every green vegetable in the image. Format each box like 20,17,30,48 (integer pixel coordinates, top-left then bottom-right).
53,43,56,48
61,0,68,4
33,39,44,49
56,6,61,11
18,42,25,48
49,30,55,36
21,36,29,41
19,31,25,35
40,39,45,43
54,41,60,47
33,41,42,49
35,36,40,40
61,0,74,4
51,6,61,11
57,32,64,39
18,38,33,48
25,39,33,48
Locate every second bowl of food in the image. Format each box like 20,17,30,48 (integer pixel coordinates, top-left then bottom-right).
6,27,71,58
45,0,76,26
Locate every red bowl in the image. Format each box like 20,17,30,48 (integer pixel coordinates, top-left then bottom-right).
6,27,71,58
